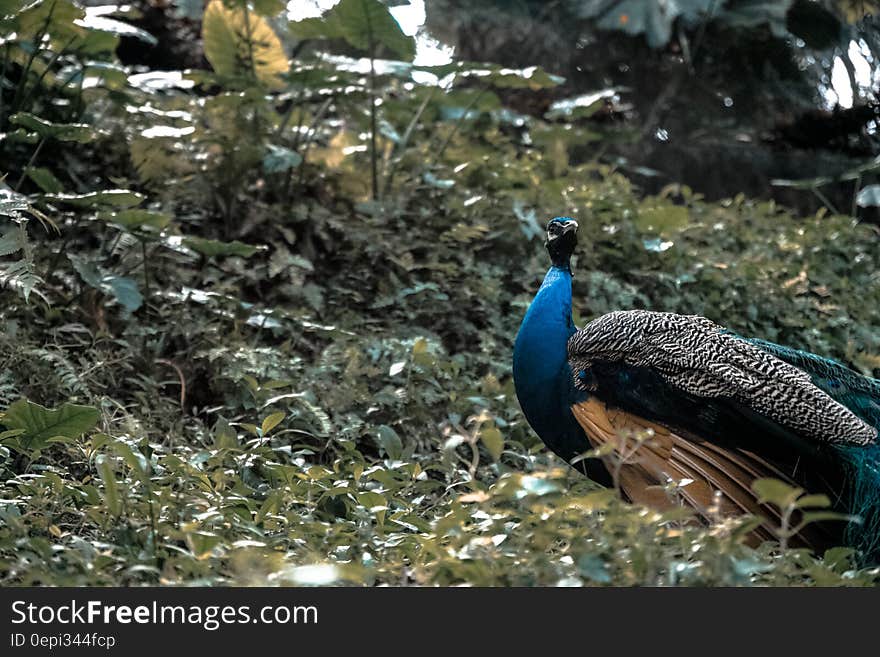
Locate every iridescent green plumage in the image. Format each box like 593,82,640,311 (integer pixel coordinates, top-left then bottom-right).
741,336,880,559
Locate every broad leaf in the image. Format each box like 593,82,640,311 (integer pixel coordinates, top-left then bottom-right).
69,255,144,313
0,227,24,257
183,236,259,258
95,455,121,516
261,411,285,435
263,144,303,173
3,399,100,451
202,0,289,88
78,8,158,45
9,113,96,143
479,425,504,461
421,62,564,90
97,209,172,230
752,478,803,509
25,167,64,193
106,276,143,313
15,0,84,43
290,0,416,61
374,424,403,460
45,189,145,208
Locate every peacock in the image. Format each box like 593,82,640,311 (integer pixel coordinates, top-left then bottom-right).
513,217,880,560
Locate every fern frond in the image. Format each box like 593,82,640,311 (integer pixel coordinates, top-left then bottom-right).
24,347,91,398
0,258,45,304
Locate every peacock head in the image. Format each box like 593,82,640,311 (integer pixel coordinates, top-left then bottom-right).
545,217,579,269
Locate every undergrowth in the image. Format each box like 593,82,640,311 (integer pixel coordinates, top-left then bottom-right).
1,0,879,586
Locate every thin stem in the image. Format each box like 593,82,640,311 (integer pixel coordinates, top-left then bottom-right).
812,187,839,215
360,0,379,200
851,174,862,218
46,213,80,283
640,0,719,139
147,488,160,573
368,54,379,201
275,88,302,141
72,59,87,120
468,436,480,479
778,506,793,552
687,0,719,74
289,98,306,153
383,87,436,198
435,86,487,161
242,3,257,84
11,0,57,114
0,43,10,130
14,137,47,191
295,96,333,190
141,239,150,303
18,35,77,112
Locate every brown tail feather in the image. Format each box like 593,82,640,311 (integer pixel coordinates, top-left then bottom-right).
570,398,834,551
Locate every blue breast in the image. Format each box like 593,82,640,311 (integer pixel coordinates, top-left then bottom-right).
513,267,589,462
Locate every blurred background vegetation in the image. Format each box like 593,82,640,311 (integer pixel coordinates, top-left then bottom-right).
0,0,879,586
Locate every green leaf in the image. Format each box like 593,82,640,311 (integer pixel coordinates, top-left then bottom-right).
479,425,503,461
422,62,564,90
110,440,149,483
106,276,143,313
97,209,172,230
9,113,97,143
822,547,856,571
794,494,831,509
288,16,346,41
636,203,690,234
578,554,612,584
0,0,26,16
16,0,84,42
68,256,143,313
374,424,403,460
202,0,290,88
356,491,388,525
213,416,238,448
45,189,145,208
291,0,416,61
25,167,63,193
263,144,303,173
183,236,259,258
720,0,794,38
251,0,285,16
752,478,803,509
95,455,121,516
796,511,854,528
545,90,616,120
78,10,158,45
68,254,104,289
2,399,100,452
0,227,24,257
185,530,222,558
261,411,285,435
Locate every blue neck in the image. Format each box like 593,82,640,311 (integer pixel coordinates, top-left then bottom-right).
513,266,588,461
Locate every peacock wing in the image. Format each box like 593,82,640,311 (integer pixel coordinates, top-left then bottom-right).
741,336,880,431
569,398,833,551
567,310,877,446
